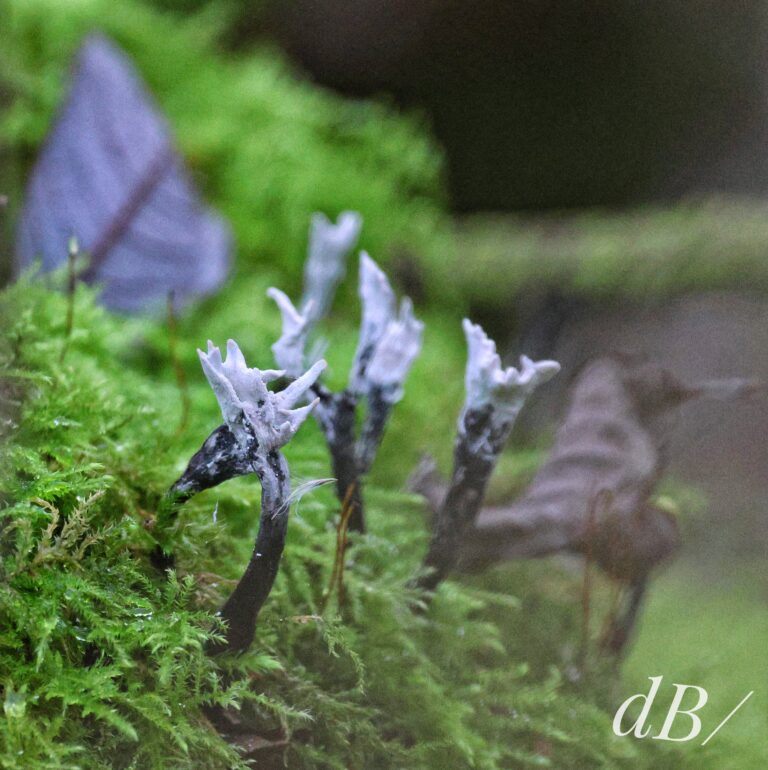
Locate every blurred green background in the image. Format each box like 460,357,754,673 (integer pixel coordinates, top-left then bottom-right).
1,0,766,767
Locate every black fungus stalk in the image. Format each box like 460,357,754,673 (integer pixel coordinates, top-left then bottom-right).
152,424,297,651
356,384,396,475
417,403,513,591
415,319,560,595
151,425,248,570
312,385,365,532
208,449,290,654
169,425,249,501
156,339,326,654
310,382,397,533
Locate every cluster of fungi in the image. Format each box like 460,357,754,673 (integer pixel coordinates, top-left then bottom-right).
156,212,756,657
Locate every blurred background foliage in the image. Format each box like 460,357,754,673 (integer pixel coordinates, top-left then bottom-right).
0,0,452,304
1,0,766,768
5,0,768,314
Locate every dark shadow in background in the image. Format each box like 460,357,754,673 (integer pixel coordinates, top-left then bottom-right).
269,0,768,211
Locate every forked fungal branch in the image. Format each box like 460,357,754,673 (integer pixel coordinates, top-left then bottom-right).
160,339,325,653
300,211,362,325
268,248,423,533
416,320,560,592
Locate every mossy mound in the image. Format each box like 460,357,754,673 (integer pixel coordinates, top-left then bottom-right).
453,199,768,320
0,279,685,769
0,3,749,767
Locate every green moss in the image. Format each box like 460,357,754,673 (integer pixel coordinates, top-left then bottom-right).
0,279,678,769
453,200,768,318
1,3,759,766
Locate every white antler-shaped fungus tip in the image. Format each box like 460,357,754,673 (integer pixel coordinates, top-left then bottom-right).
267,287,312,378
462,319,560,418
349,252,398,393
278,359,327,410
199,338,326,453
300,210,363,323
198,342,242,429
518,354,561,388
366,297,425,401
359,251,396,333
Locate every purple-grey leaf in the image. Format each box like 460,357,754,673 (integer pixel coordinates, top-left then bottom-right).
14,34,231,314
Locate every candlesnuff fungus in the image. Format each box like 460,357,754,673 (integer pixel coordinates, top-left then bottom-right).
411,356,759,653
160,339,325,653
357,294,423,473
350,254,424,473
156,210,359,531
158,215,419,554
300,211,363,324
199,341,325,652
416,320,560,592
268,251,423,532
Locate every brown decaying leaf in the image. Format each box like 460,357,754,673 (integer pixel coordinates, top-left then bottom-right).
411,356,757,651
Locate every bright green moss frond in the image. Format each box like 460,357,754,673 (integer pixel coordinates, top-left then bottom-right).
0,278,687,769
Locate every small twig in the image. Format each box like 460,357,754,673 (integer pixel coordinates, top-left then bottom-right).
597,496,650,656
59,237,79,363
600,577,648,656
195,571,239,588
320,482,357,613
598,507,626,648
166,291,190,435
334,485,357,608
579,534,594,676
